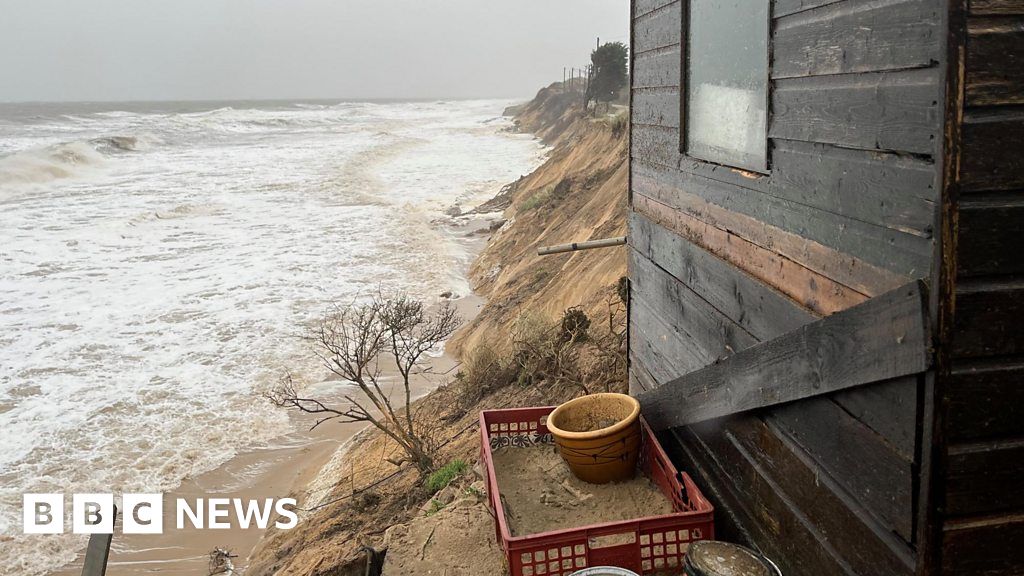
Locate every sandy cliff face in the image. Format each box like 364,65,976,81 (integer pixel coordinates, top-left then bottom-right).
449,85,628,357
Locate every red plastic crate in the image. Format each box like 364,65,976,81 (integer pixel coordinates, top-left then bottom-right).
480,406,714,576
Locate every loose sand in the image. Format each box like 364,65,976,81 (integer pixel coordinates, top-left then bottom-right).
491,444,674,537
381,489,506,576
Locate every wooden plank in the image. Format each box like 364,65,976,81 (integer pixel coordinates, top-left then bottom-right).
773,0,940,79
671,425,860,576
947,438,1024,516
739,416,916,572
970,0,1024,15
952,278,1024,358
631,123,773,194
967,17,1024,106
774,0,844,18
634,160,924,292
630,212,817,336
629,351,660,394
629,294,716,378
957,195,1024,277
631,123,681,168
832,375,919,460
631,249,757,362
948,359,1024,441
632,45,681,89
943,516,1024,575
769,399,916,540
770,139,938,237
633,192,869,314
632,86,679,128
633,1,680,55
634,0,676,18
960,108,1024,191
771,68,941,156
81,506,117,576
638,280,930,429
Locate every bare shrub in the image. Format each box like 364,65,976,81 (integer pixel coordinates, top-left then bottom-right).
510,313,587,393
454,345,515,407
266,294,460,473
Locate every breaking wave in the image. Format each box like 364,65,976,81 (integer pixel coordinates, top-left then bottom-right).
0,141,106,187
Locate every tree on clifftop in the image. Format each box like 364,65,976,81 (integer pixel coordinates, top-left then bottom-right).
586,42,628,110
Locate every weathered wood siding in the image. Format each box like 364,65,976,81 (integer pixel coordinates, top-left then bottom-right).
941,1,1024,574
628,0,946,574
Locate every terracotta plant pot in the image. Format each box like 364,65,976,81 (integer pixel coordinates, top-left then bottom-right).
547,393,642,484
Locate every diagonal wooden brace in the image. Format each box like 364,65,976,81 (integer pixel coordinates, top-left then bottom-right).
638,280,931,431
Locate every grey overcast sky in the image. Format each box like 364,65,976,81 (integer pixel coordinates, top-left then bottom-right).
0,0,629,103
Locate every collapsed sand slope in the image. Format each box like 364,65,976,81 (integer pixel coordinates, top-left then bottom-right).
449,84,628,357
382,490,506,576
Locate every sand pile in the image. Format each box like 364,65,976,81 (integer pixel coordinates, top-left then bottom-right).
492,444,674,537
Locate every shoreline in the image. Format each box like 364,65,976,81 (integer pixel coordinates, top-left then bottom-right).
49,212,495,576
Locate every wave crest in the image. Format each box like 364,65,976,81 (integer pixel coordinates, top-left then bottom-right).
0,141,106,188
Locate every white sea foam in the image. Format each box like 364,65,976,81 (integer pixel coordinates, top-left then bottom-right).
0,99,545,575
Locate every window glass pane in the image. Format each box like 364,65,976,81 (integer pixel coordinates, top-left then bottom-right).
685,0,768,171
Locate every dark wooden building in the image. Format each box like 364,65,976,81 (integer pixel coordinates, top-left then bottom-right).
626,1,1023,575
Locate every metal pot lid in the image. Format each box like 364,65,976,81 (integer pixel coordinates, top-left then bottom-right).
684,541,773,576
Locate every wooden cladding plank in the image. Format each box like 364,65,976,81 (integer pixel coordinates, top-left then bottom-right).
633,192,868,314
630,212,817,336
631,249,757,362
770,139,938,237
629,352,660,394
632,87,680,128
947,438,1024,516
631,122,681,168
638,281,930,429
943,516,1024,575
970,0,1024,15
832,375,919,460
774,0,845,18
771,68,941,156
634,0,676,18
633,127,939,238
948,359,1024,441
953,278,1024,358
632,45,681,88
674,425,860,576
677,420,913,576
770,398,916,542
630,294,717,378
773,0,940,79
957,196,1024,277
967,17,1024,106
633,1,680,55
732,417,915,574
634,160,925,291
961,108,1024,191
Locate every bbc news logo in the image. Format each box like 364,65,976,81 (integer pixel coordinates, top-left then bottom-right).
23,494,298,534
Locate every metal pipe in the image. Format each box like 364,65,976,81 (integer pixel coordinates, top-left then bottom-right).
537,236,626,256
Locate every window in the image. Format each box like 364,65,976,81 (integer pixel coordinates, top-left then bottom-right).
683,0,769,172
